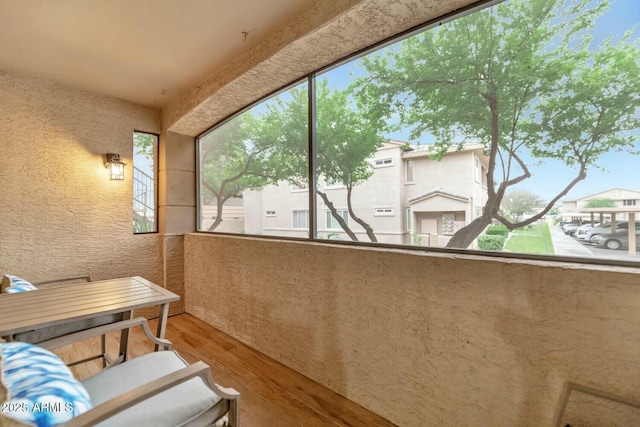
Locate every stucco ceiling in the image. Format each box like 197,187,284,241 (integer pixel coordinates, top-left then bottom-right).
0,0,316,108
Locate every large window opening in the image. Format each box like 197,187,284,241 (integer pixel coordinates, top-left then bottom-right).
198,81,309,237
196,0,640,264
133,131,158,234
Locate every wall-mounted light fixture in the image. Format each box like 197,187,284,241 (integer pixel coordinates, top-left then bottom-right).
104,153,125,180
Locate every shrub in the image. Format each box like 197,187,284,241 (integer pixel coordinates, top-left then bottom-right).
485,226,508,237
478,235,505,251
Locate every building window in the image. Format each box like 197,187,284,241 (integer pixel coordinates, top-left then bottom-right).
406,160,415,183
623,199,637,206
406,208,412,232
133,131,158,234
291,181,309,191
326,210,349,230
374,158,393,168
375,207,394,216
293,210,309,229
324,177,345,189
266,210,276,216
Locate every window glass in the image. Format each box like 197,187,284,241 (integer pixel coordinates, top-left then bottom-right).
374,158,393,167
293,210,309,229
197,0,640,264
326,210,349,230
375,208,394,216
348,0,640,259
133,131,157,233
198,81,308,236
406,160,415,183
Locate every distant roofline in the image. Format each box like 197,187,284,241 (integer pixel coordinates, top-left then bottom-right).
562,187,640,202
397,141,486,159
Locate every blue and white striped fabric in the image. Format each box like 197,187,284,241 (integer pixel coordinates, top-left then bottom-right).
3,275,38,293
1,342,93,426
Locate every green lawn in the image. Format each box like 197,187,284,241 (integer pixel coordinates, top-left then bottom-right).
504,222,555,255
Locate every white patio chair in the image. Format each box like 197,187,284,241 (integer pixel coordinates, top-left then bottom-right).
0,317,240,427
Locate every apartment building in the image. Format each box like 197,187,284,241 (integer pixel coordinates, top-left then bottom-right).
237,141,489,246
561,188,640,222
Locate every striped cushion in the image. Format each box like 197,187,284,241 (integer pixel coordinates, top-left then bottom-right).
0,342,93,426
1,275,38,294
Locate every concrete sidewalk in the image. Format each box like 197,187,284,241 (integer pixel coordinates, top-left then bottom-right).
547,223,594,257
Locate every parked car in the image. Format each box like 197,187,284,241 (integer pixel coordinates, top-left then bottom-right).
574,223,598,240
591,229,640,250
562,223,580,235
585,221,640,243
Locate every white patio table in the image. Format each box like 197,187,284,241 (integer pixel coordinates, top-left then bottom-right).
0,276,179,356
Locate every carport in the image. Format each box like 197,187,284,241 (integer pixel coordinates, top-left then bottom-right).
581,207,639,256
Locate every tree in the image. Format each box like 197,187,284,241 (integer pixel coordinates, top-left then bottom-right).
200,112,285,231
262,79,385,242
357,0,640,248
133,132,154,161
502,189,544,222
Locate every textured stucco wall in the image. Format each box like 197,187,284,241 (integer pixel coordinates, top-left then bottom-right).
0,70,167,295
163,0,474,137
185,233,640,426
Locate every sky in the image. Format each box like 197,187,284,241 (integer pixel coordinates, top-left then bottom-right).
318,0,640,203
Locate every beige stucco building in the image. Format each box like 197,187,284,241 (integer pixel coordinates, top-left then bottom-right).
1,1,640,426
233,141,489,247
561,188,640,222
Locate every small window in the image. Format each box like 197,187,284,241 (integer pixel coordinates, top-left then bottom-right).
374,158,393,168
406,208,412,232
375,207,394,216
133,131,158,234
623,199,637,206
325,177,345,189
326,210,349,230
406,159,415,183
291,181,309,191
266,210,276,216
293,210,309,228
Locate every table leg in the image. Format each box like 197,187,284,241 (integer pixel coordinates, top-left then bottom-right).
118,310,133,362
155,303,169,351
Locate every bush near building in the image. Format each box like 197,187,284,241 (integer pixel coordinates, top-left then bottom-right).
485,226,508,237
478,235,506,251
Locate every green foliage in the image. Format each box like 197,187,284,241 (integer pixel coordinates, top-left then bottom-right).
259,78,385,241
200,78,386,236
264,79,385,189
478,235,506,251
356,0,640,248
133,217,155,233
502,189,544,222
134,132,155,160
585,198,615,208
504,223,555,255
486,226,508,237
200,108,294,230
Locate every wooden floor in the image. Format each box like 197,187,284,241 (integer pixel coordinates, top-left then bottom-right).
54,313,397,427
